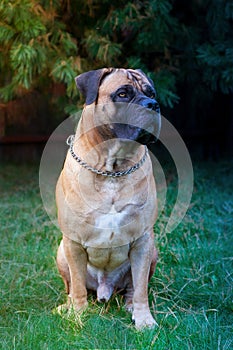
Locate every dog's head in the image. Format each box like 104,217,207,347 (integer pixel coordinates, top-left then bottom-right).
75,68,161,144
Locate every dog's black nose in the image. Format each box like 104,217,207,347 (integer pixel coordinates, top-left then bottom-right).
141,98,160,113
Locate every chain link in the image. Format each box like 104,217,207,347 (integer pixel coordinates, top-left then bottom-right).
66,134,148,178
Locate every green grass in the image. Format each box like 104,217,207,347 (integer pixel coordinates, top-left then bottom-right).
0,160,232,349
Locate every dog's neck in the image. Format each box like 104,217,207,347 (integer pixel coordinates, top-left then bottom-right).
74,115,145,173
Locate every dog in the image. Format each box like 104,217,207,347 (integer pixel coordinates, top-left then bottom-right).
56,68,161,329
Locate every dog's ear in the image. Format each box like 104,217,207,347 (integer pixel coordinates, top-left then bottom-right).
135,69,155,88
75,68,113,105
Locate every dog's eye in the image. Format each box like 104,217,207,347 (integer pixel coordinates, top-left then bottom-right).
118,92,127,98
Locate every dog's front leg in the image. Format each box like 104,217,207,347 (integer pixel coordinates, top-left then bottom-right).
129,231,157,329
63,236,88,311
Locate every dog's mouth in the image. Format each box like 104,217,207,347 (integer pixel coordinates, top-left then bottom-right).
114,103,161,144
137,128,158,144
110,123,157,145
94,102,161,145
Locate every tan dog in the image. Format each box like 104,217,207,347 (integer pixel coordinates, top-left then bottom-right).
56,68,161,329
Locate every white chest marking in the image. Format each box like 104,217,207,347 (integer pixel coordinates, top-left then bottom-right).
95,204,126,230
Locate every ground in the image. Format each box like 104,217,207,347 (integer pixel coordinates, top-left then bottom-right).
0,159,232,349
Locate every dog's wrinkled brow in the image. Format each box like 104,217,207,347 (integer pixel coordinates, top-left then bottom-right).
143,85,156,97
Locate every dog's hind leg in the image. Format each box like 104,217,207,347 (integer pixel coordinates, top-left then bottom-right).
56,239,71,294
124,277,134,312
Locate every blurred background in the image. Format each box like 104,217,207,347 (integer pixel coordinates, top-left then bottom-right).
0,0,232,162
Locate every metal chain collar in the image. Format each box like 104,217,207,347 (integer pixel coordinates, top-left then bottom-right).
66,135,148,178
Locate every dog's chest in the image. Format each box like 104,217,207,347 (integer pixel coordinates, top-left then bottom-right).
58,160,156,248
94,203,128,231
94,176,136,203
93,177,146,228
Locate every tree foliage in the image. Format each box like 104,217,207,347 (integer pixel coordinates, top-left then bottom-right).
0,0,232,120
196,0,233,94
0,0,77,102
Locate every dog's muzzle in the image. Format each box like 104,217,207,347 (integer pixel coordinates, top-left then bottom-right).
137,96,160,114
110,98,161,145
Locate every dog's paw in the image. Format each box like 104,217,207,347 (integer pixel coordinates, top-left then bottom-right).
125,301,133,313
55,301,88,327
69,300,89,313
55,300,88,316
132,311,158,330
53,303,69,316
